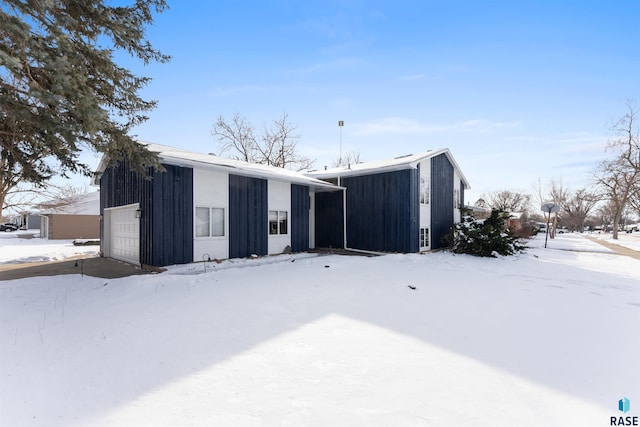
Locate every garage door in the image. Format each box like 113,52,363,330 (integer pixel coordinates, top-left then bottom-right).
105,204,140,265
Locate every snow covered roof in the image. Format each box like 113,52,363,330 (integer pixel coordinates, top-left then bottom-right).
39,191,100,215
306,148,470,189
94,142,342,192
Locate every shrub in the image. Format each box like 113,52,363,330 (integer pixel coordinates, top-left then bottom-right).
446,209,527,257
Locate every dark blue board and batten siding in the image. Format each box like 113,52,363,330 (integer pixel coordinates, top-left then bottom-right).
343,169,420,253
100,161,193,266
430,153,454,249
148,165,193,266
290,184,310,253
314,191,344,249
228,174,268,259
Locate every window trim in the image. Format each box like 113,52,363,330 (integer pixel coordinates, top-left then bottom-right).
420,176,430,205
269,210,288,236
420,227,430,248
195,206,225,238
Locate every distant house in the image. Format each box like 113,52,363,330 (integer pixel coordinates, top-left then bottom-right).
307,149,470,252
39,192,100,240
93,143,343,267
12,212,41,231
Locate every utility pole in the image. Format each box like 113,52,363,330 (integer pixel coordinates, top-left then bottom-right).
338,120,344,166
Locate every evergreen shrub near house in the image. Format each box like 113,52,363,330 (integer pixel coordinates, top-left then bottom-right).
446,209,527,257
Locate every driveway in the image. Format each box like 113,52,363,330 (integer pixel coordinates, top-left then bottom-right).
0,256,154,281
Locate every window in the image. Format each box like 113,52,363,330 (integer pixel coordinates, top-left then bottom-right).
420,228,429,248
195,207,225,237
454,189,460,208
420,177,430,204
269,210,288,235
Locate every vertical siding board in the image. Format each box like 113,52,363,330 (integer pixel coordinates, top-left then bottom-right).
314,191,344,249
460,179,465,208
430,154,454,249
291,184,310,252
229,174,267,258
343,169,417,253
408,167,420,252
148,165,193,266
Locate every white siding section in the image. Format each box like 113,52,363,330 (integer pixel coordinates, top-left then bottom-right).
419,160,431,249
193,169,229,261
268,180,291,255
453,170,462,223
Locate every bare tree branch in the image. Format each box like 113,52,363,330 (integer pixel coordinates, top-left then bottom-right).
212,113,315,171
593,101,640,238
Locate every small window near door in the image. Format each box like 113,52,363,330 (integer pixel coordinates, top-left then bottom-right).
420,228,429,248
196,207,225,237
269,210,288,235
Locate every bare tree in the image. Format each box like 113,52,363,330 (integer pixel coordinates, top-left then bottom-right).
593,101,640,239
211,113,257,163
2,182,89,220
481,190,532,213
212,113,314,171
34,185,90,212
543,179,600,232
474,198,488,208
257,113,314,171
332,150,362,168
561,188,600,232
596,202,616,231
628,173,640,219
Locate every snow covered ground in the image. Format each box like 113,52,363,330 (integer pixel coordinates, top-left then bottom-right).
0,232,98,264
1,233,638,426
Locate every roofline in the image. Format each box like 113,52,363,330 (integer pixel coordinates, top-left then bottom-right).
307,148,471,190
92,143,343,193
158,154,342,192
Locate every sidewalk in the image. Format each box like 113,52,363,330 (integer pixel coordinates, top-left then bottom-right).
584,236,640,261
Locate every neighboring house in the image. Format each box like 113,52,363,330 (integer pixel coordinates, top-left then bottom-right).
93,143,343,267
508,212,525,232
307,149,470,252
39,192,100,240
12,212,41,231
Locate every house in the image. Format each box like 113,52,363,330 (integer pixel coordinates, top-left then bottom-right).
307,149,470,252
39,192,100,239
93,143,343,267
12,212,41,231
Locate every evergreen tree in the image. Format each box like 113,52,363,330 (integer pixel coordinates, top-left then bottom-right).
0,0,169,217
447,209,526,257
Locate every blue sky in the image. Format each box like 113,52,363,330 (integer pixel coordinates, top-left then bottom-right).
109,0,639,204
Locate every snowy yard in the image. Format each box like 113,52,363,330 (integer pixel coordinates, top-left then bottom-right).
0,233,639,426
0,232,98,264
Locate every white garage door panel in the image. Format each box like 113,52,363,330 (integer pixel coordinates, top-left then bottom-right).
108,205,140,264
